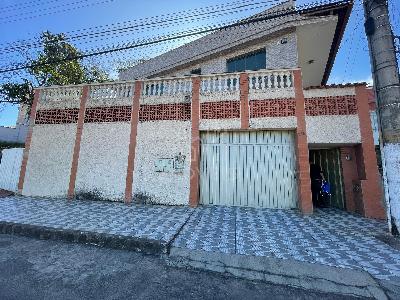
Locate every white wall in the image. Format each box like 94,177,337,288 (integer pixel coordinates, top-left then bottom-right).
133,120,191,205
75,122,131,201
0,148,24,192
170,33,298,77
306,115,361,144
22,124,77,197
250,117,297,129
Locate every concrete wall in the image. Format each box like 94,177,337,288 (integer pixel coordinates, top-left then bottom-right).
250,117,297,129
23,124,77,197
19,81,370,209
306,115,361,144
133,120,191,205
75,122,131,201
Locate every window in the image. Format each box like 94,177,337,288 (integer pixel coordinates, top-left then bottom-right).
226,49,266,72
190,68,201,75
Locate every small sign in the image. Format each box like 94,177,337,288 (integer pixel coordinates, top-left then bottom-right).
154,153,186,173
154,158,174,172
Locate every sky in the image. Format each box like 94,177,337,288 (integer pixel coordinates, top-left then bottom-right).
0,0,399,126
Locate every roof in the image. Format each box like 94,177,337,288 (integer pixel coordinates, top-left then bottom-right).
119,0,354,86
304,82,367,90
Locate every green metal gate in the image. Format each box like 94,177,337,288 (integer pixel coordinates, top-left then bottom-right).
309,149,345,209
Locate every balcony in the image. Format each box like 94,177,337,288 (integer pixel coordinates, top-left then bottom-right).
37,68,297,108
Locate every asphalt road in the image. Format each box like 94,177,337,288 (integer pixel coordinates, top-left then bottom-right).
0,234,360,300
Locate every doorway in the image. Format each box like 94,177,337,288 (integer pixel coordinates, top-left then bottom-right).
309,149,345,209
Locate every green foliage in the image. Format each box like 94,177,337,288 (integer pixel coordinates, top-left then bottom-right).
0,141,25,152
0,31,110,108
0,79,33,106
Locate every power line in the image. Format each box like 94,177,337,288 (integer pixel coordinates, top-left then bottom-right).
0,0,352,74
0,0,117,24
0,0,278,53
0,0,63,12
0,0,94,15
0,2,277,70
0,1,278,68
341,0,363,83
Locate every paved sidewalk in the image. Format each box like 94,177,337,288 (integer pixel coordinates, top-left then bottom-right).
173,206,400,281
1,196,399,283
0,196,192,251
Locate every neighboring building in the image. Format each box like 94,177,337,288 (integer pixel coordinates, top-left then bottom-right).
0,105,28,144
16,0,386,219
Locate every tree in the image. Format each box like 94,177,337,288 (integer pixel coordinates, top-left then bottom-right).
0,31,109,108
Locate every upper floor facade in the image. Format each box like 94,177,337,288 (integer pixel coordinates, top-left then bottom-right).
119,0,354,88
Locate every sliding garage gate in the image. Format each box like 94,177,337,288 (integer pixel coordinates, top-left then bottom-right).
199,130,297,208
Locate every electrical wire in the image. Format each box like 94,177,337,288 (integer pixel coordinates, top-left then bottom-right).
0,0,279,54
0,0,351,74
0,0,117,24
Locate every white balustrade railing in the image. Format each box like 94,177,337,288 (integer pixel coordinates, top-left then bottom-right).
200,74,240,94
143,78,192,97
248,70,293,90
40,86,82,103
248,70,295,99
89,83,134,101
39,86,83,109
36,69,297,108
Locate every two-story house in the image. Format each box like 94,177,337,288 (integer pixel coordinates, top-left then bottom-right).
17,0,386,219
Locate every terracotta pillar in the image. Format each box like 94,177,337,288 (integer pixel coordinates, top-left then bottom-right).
17,89,41,194
355,85,385,219
240,73,249,129
293,70,313,214
339,147,359,212
189,77,201,207
67,86,89,199
124,81,142,204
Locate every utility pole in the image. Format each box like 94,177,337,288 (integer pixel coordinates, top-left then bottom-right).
363,0,400,234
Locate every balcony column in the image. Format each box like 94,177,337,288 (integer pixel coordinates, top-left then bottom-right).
240,73,249,129
293,70,313,214
17,89,41,194
67,86,90,199
124,81,142,204
189,77,201,207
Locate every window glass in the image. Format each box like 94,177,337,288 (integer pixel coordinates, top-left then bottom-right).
227,49,266,72
190,68,201,75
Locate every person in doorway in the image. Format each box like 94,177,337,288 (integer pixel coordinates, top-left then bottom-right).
309,157,326,207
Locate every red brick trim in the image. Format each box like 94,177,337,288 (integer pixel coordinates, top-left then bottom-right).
355,85,385,219
124,81,142,204
250,99,296,118
139,103,191,121
17,89,41,193
200,101,240,119
293,70,313,214
35,108,80,124
85,106,132,123
305,96,357,116
189,77,201,207
240,73,249,129
67,86,89,199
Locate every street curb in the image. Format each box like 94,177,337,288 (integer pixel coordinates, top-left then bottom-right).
166,247,389,300
0,221,167,255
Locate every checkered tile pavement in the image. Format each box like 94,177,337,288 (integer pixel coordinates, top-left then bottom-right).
173,206,400,281
1,196,399,281
0,196,192,243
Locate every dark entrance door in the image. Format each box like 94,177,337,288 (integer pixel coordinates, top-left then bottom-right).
309,149,345,209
